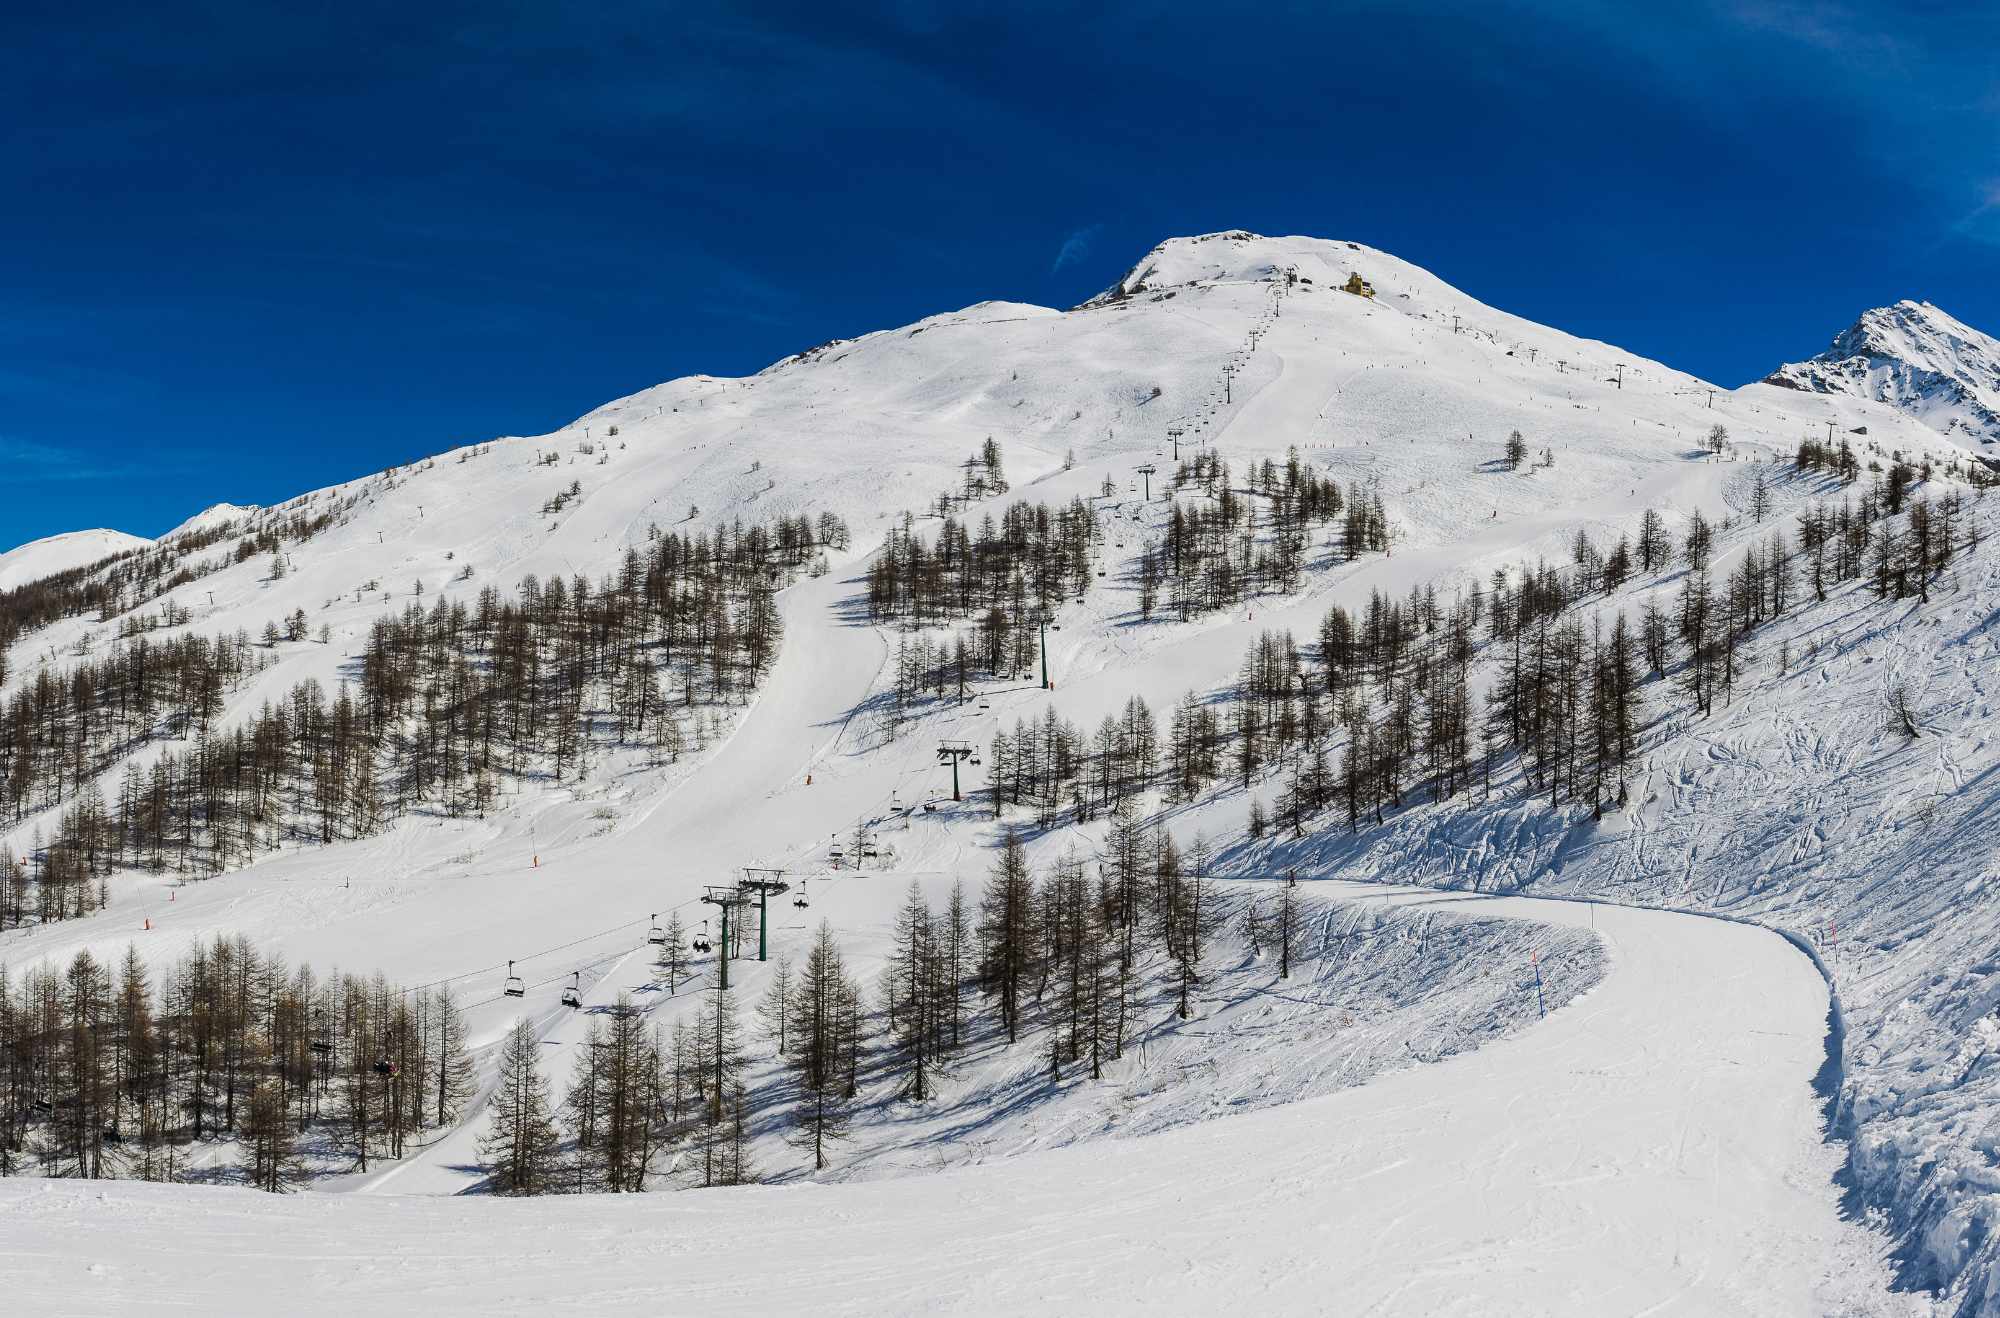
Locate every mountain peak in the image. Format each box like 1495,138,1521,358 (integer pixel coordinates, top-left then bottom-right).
1763,299,2000,447
1087,231,1392,306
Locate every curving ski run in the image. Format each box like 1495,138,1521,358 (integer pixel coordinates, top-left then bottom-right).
2,884,1890,1316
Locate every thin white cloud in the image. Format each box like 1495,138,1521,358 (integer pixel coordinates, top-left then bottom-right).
1052,223,1103,273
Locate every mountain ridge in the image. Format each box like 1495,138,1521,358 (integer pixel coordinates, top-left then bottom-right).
1762,297,2000,449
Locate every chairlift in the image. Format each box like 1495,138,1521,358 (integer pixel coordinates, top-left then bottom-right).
977,698,991,711
647,913,666,946
793,880,810,909
861,843,879,859
561,971,582,1010
31,1097,51,1115
373,1056,396,1078
969,754,982,766
502,960,525,998
102,1125,122,1146
693,920,713,954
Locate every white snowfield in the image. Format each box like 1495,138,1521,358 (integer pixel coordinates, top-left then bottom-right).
1,888,1908,1318
0,528,151,592
1,230,1994,1313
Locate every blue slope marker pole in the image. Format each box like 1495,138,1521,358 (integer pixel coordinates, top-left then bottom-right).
1531,949,1546,1019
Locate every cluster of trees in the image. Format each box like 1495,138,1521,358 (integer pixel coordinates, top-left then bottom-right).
878,882,972,1104
1794,436,1864,482
979,824,1226,1076
961,438,1009,499
484,824,1243,1197
1001,463,1982,846
0,936,472,1190
482,921,871,1194
866,498,1097,627
1144,450,1385,620
1,515,841,922
987,697,1158,828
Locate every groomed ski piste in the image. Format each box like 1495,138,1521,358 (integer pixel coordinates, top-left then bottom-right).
3,232,1997,1315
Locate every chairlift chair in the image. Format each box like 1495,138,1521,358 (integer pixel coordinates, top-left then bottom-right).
561,971,582,1010
693,920,712,954
647,913,666,946
502,961,526,998
373,1057,396,1078
793,881,809,909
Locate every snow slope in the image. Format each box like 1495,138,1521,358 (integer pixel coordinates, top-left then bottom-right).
3,230,1998,1311
0,527,151,591
0,885,1912,1318
1758,299,2000,451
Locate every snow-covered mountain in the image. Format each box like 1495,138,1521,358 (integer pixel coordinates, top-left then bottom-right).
1761,299,2000,450
0,527,151,591
2,232,1998,1315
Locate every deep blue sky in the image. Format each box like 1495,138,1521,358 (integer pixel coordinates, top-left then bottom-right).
5,0,1997,548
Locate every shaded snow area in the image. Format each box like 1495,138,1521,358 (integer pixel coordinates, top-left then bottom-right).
754,887,1608,1183
2,231,1999,1313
